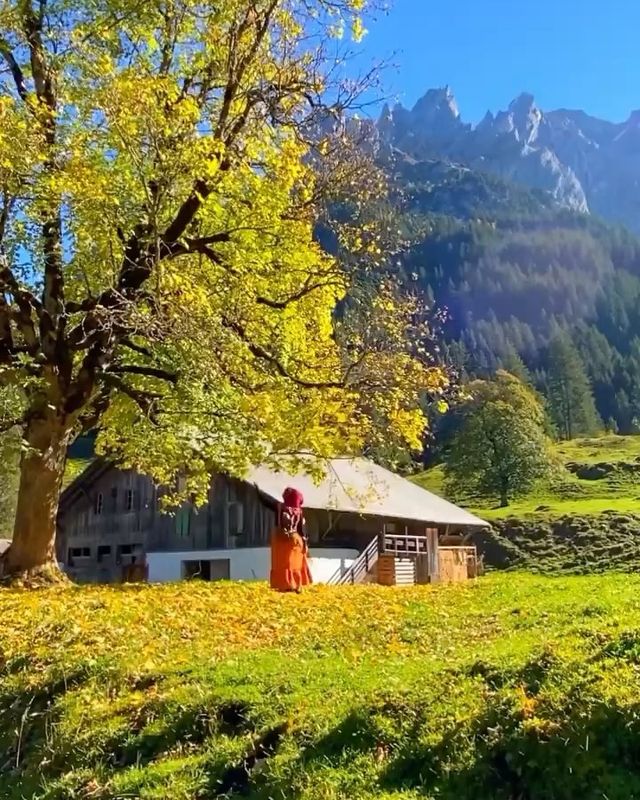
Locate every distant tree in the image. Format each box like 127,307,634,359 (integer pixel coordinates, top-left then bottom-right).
546,333,601,439
444,372,552,507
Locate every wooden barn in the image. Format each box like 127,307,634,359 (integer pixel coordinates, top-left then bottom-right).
57,457,488,586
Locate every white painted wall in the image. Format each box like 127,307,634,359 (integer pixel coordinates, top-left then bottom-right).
146,547,358,584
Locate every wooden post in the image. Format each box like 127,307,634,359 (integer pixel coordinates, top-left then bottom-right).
426,526,440,583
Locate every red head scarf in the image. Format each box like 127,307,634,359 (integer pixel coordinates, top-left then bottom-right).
283,487,304,508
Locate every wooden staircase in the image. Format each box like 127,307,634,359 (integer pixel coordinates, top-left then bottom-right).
327,536,379,585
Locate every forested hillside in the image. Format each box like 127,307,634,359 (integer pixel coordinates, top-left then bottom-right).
391,154,640,433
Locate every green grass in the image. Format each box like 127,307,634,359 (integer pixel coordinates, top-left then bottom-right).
5,576,640,799
554,434,640,464
414,434,640,521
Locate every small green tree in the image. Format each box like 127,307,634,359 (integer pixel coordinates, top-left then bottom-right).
444,372,552,507
547,333,601,439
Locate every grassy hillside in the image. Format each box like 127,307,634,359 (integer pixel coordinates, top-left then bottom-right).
414,434,640,520
4,576,640,799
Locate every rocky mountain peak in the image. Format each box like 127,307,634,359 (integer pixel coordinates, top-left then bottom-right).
508,92,536,114
374,86,640,232
412,85,460,122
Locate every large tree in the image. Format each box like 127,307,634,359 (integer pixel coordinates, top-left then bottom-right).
0,0,446,579
444,372,551,508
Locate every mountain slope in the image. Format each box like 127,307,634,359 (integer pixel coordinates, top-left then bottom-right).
385,148,640,432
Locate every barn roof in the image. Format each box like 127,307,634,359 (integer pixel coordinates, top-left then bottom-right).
61,456,488,529
247,457,488,529
0,538,11,556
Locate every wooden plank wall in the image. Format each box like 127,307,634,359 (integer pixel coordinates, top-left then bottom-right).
377,554,396,586
438,549,469,583
376,555,417,586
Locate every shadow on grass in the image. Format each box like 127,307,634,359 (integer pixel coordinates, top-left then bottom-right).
0,666,93,794
231,693,640,799
377,698,640,800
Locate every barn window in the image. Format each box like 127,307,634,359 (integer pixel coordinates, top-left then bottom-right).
68,546,91,566
94,493,103,516
116,543,143,565
110,487,118,511
228,502,244,539
384,522,398,534
175,505,191,537
125,489,135,512
97,545,111,563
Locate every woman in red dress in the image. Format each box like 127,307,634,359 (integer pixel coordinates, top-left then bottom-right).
270,488,313,592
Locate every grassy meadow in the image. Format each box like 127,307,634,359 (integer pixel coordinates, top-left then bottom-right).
4,575,640,799
414,434,640,520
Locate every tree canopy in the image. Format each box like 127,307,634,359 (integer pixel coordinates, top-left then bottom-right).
0,0,446,578
444,372,552,507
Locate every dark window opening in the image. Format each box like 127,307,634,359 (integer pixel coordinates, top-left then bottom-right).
97,545,111,563
94,493,103,516
182,559,230,582
116,543,143,565
110,487,118,511
227,502,244,545
125,489,135,512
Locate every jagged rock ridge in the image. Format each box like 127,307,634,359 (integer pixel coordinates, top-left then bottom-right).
377,87,640,231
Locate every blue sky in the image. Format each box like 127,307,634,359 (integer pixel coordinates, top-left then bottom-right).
356,0,640,123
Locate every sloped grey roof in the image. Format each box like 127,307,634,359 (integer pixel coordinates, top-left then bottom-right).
0,538,11,556
247,457,488,529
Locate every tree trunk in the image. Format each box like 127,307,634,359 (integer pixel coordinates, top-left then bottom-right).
499,479,509,508
2,417,70,579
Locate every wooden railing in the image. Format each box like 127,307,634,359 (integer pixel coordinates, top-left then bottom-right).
327,536,379,585
382,533,430,556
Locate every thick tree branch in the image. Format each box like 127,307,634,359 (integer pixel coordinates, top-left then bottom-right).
107,364,177,384
0,258,40,350
0,294,13,361
101,373,161,423
120,337,153,358
22,0,65,368
161,1,278,246
0,38,28,101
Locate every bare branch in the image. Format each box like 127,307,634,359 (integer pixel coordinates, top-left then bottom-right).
0,292,13,362
256,278,340,310
223,318,343,390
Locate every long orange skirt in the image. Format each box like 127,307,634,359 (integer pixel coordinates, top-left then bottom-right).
269,528,313,592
